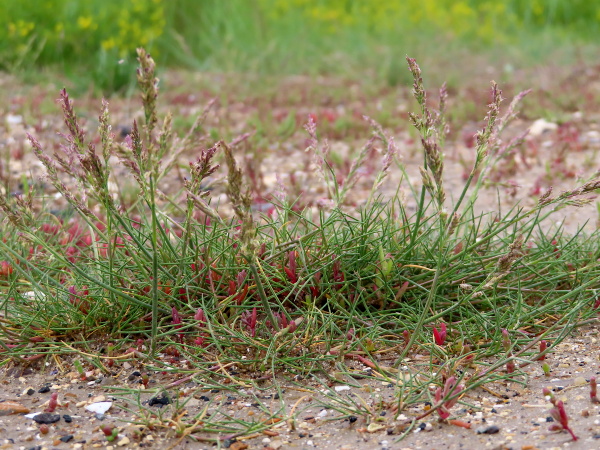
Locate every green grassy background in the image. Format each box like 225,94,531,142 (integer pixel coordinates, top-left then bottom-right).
2,0,598,93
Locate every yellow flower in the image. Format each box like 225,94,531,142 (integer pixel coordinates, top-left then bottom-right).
101,38,116,50
77,16,96,30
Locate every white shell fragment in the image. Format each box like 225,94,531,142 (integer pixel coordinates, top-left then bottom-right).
85,401,112,414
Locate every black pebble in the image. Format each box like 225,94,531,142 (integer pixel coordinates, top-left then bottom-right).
477,425,500,434
148,392,171,407
27,446,42,450
210,389,220,393
349,416,357,423
33,413,60,424
419,423,427,430
222,438,236,448
546,416,554,422
273,393,280,399
38,386,50,394
199,395,210,401
63,414,72,423
26,389,35,396
593,434,600,439
60,435,74,443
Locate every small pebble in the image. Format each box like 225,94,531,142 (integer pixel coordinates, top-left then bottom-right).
59,435,73,443
33,413,61,424
38,386,50,394
63,414,72,423
476,425,500,434
148,393,171,407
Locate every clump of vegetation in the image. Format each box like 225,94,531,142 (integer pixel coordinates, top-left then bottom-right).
0,49,598,440
2,0,599,92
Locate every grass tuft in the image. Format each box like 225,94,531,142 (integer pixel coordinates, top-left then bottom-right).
1,50,599,441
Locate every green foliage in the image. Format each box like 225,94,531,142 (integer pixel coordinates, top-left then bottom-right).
0,0,165,91
1,0,600,90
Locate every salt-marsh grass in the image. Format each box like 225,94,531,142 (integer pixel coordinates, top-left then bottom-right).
0,50,599,440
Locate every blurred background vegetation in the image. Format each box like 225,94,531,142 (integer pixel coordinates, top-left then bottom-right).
1,0,598,93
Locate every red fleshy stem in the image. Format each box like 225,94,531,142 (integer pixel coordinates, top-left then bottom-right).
433,322,447,346
537,340,547,361
591,377,599,404
45,392,58,413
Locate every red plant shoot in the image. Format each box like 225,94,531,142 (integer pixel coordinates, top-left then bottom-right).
194,308,206,325
284,251,298,283
241,307,258,337
548,400,578,441
433,322,447,346
171,307,184,344
433,376,464,420
591,377,599,404
45,392,58,413
0,260,14,277
537,340,547,361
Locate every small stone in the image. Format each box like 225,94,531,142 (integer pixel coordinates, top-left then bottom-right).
148,392,171,407
38,386,50,394
32,413,61,424
476,425,500,434
63,414,72,423
26,388,35,396
59,435,73,443
269,440,284,449
573,377,587,386
117,436,130,446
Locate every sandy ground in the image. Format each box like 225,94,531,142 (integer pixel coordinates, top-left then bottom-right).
2,322,600,449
